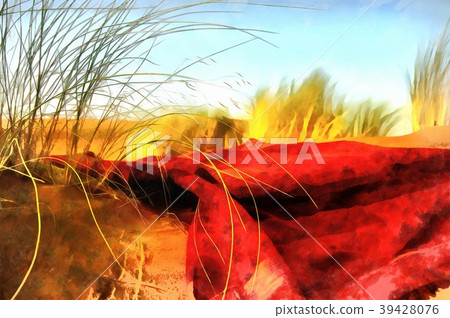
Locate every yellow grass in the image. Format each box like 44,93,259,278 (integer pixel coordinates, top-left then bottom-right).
248,70,401,141
410,21,449,131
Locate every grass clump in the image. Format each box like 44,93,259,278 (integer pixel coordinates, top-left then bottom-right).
248,69,401,141
0,0,273,166
409,21,449,131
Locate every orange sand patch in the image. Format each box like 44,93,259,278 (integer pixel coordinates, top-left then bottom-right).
0,174,193,299
47,120,450,160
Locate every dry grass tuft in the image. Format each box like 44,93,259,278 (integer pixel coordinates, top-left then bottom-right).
248,69,401,141
409,21,449,131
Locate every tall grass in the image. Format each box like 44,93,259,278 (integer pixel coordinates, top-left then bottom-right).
0,0,277,165
248,69,401,140
0,0,408,167
409,21,449,131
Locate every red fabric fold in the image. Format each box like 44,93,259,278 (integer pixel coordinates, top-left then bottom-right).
51,141,450,299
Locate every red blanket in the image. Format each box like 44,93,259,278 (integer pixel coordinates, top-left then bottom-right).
52,141,450,299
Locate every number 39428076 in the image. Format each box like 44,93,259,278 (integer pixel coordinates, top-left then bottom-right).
379,304,439,315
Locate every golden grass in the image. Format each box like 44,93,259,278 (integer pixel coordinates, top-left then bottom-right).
410,21,449,131
248,69,401,141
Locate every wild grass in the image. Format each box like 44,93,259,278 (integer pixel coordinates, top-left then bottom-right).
140,69,403,155
248,69,401,141
0,0,274,167
409,21,449,131
0,0,428,167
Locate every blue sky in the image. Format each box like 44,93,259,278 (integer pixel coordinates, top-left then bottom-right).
136,0,449,117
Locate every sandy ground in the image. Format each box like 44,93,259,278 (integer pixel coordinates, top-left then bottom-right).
343,126,450,149
0,173,194,300
44,119,450,161
3,118,448,160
